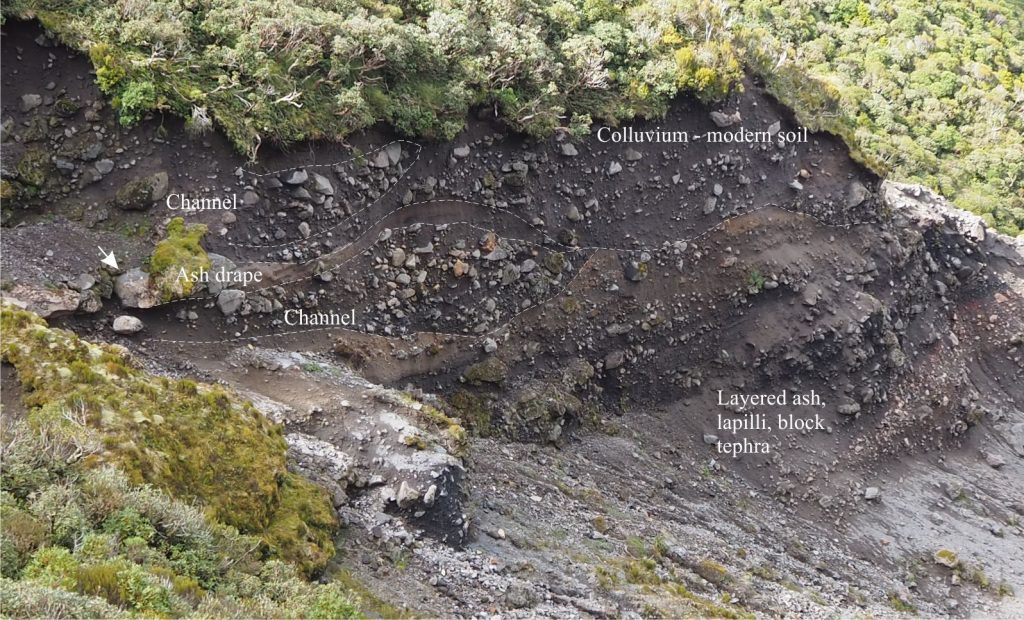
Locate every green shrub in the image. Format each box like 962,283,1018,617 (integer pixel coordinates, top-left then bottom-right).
28,484,88,548
0,577,128,619
101,507,156,543
116,80,157,125
23,547,78,590
0,408,372,618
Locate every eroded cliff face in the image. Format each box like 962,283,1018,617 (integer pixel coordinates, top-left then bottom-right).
2,19,1023,619
211,181,1021,619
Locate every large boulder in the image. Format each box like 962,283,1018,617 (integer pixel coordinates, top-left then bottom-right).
2,283,80,318
114,268,159,308
112,171,169,210
217,289,245,315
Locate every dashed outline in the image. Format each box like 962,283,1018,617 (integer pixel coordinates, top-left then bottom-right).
148,202,878,346
228,140,423,249
151,197,648,309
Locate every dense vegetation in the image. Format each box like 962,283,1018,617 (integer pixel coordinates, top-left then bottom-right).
3,0,1021,233
4,0,742,156
0,304,337,579
739,0,1024,235
0,430,361,619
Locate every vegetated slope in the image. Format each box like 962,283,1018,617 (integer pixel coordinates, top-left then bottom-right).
1,0,741,154
0,303,337,578
3,0,1020,236
740,0,1024,235
0,437,362,619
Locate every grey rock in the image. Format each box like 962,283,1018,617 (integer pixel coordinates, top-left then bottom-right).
81,141,103,161
710,110,741,127
77,290,103,314
370,149,390,168
985,453,1006,469
482,338,498,353
452,145,471,158
837,400,861,416
113,172,168,210
114,269,159,308
484,248,508,261
283,169,308,185
802,284,819,306
310,172,334,195
624,148,643,162
298,221,311,238
608,161,622,176
713,183,723,196
604,350,625,370
560,142,578,157
2,283,80,318
703,197,718,215
703,433,719,445
217,289,245,315
864,486,880,501
385,142,403,166
391,248,407,267
206,253,237,295
69,273,96,292
150,171,169,201
20,94,42,112
623,261,647,282
846,180,871,208
789,179,804,191
95,159,115,175
397,480,420,508
422,484,437,506
566,205,583,222
241,190,260,205
112,315,144,335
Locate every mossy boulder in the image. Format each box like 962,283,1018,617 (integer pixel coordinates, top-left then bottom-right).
0,304,337,575
544,252,567,275
148,217,210,300
447,390,492,437
111,172,168,210
462,357,508,385
16,149,51,187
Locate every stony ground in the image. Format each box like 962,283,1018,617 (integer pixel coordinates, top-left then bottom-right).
3,19,1024,619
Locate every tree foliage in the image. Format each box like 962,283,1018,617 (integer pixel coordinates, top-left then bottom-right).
5,0,1021,233
739,0,1024,235
5,0,743,155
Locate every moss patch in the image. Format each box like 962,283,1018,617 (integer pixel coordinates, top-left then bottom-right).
148,217,210,300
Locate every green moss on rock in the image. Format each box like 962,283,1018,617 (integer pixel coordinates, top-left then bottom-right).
148,216,210,300
15,149,50,187
462,357,508,385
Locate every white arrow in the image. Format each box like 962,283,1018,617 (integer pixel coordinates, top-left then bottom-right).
98,247,119,270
